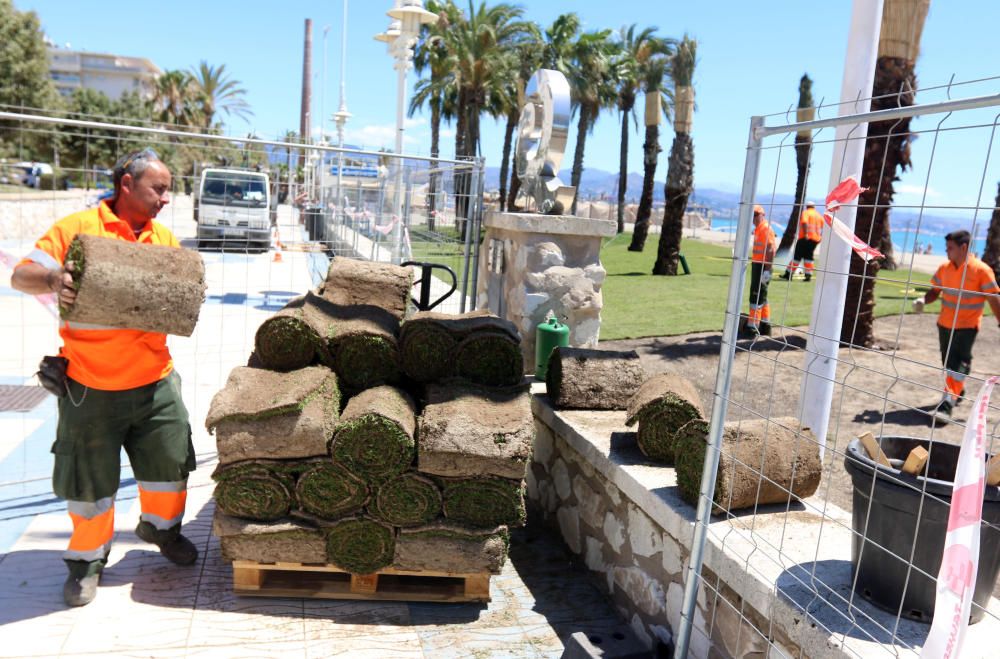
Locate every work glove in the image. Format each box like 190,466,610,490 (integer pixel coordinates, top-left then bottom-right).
761,270,772,285
912,296,925,313
36,355,69,397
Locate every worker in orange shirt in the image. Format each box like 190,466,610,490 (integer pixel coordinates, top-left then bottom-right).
781,201,823,281
911,230,1000,423
11,149,197,607
746,205,777,337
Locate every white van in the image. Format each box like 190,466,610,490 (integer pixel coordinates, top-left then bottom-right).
195,168,271,251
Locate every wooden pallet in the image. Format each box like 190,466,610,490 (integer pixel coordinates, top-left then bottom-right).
231,560,492,603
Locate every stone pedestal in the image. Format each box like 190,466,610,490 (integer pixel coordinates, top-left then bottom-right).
477,211,616,373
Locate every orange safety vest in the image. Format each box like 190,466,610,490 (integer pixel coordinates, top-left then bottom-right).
19,201,180,390
931,255,1000,330
752,220,776,264
798,207,824,242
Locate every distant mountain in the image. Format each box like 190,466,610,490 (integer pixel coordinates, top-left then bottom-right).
485,164,973,236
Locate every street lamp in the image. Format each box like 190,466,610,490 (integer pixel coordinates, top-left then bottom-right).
374,0,436,263
334,0,351,235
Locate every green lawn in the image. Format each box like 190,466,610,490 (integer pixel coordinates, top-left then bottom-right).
599,233,934,340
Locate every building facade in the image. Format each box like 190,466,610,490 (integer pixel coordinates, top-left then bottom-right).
48,48,161,100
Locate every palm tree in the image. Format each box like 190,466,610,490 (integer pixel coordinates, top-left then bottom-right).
567,28,620,215
444,2,533,222
614,25,673,233
627,57,672,252
188,61,253,131
982,182,1000,275
153,70,195,127
653,35,697,275
778,74,815,254
841,0,929,347
411,1,461,228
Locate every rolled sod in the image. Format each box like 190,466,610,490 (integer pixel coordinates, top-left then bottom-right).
325,516,396,574
325,306,402,392
454,331,523,387
253,293,337,372
317,257,413,320
213,509,328,564
394,523,510,574
398,319,457,383
371,472,442,527
330,385,417,483
418,384,533,480
399,310,521,383
206,366,340,465
212,462,295,521
62,233,205,336
674,417,822,515
294,460,369,520
440,477,526,528
545,347,646,410
625,373,705,463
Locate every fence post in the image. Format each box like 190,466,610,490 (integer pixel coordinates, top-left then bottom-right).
675,115,764,658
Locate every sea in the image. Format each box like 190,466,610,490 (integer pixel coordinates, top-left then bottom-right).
709,219,987,258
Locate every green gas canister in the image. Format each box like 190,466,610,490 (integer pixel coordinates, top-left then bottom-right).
535,313,570,379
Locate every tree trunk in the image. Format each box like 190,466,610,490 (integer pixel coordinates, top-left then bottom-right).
982,182,1000,276
569,105,590,216
616,101,633,233
778,132,812,253
507,171,522,211
841,56,916,347
628,123,659,252
454,90,470,237
879,216,897,270
428,95,441,232
498,108,517,213
653,133,694,275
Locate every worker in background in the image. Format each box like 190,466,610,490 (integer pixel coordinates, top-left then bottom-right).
912,229,1000,423
781,201,823,281
747,204,777,337
10,148,197,607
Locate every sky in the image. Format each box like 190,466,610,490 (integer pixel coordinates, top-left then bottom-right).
13,0,1000,217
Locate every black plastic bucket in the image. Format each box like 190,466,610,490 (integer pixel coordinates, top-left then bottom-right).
844,436,1000,623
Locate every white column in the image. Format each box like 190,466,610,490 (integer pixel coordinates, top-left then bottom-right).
799,0,884,454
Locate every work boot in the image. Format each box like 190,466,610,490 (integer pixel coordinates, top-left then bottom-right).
135,521,198,566
63,559,103,607
933,400,953,425
745,325,761,339
780,270,792,281
804,273,812,282
759,322,772,337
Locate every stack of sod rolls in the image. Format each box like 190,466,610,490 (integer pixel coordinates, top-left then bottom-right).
209,261,531,578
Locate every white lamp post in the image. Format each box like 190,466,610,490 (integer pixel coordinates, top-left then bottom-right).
334,0,351,233
375,0,437,263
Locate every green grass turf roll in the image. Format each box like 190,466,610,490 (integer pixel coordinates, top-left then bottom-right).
371,473,442,527
294,461,369,520
440,477,526,528
325,516,396,574
398,320,456,382
213,463,294,521
330,385,417,483
454,331,524,387
626,373,704,463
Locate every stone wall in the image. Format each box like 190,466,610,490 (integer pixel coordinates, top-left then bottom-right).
527,388,1000,658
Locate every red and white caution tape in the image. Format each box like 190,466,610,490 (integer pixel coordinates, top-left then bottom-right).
822,176,884,262
373,215,398,236
922,375,997,658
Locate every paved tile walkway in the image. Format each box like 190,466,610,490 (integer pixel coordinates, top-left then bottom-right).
0,208,626,657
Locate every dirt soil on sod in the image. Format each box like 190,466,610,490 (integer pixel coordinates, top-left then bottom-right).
600,312,1000,516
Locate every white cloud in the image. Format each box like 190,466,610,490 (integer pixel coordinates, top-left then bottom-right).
895,183,940,199
343,122,421,148
440,127,456,139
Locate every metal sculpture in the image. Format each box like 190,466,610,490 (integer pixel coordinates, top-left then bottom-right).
514,69,575,215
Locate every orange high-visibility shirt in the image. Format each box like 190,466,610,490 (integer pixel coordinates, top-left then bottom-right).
18,201,181,390
931,255,1000,330
752,220,776,264
798,207,824,242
